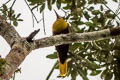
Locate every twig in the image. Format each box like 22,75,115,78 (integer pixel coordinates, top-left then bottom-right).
9,0,16,24
111,0,120,24
38,18,43,23
4,0,11,4
24,0,43,24
26,29,40,42
101,0,120,21
32,14,35,27
61,9,67,16
24,0,39,23
10,0,16,9
115,0,120,14
46,61,58,80
91,41,102,50
0,0,11,8
42,11,46,35
13,72,15,80
116,0,120,15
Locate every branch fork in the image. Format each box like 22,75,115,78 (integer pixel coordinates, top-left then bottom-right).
0,15,120,80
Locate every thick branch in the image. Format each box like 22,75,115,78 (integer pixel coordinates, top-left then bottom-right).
0,16,21,47
0,15,120,80
32,27,120,50
33,28,110,49
0,39,32,80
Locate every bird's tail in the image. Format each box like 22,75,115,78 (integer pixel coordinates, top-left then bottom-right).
59,60,67,77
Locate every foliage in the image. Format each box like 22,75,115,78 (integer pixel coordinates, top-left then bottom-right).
1,0,120,80
0,4,23,27
0,58,7,75
44,0,120,80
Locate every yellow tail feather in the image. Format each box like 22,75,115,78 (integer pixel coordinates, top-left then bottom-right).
59,60,67,77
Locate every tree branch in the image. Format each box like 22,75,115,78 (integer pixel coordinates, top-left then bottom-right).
0,14,120,80
0,16,21,47
26,29,40,42
0,39,32,80
32,27,120,50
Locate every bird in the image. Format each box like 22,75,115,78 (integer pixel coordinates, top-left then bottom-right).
52,10,69,77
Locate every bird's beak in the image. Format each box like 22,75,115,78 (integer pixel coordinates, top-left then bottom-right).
54,9,61,19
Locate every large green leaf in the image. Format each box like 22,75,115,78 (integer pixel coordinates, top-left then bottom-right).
56,0,61,9
40,3,45,13
71,69,77,80
46,52,57,59
27,0,44,4
112,0,118,2
47,0,52,10
104,71,113,80
90,70,102,76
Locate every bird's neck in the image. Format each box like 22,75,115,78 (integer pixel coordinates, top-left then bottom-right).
53,18,68,33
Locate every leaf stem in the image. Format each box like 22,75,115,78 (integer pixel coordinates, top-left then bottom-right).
46,61,58,80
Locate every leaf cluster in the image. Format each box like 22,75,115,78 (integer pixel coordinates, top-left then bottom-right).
46,0,120,80
0,4,23,27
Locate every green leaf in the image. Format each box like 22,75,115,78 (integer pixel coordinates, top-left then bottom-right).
101,69,108,79
85,22,94,27
106,14,115,19
0,58,7,66
63,4,71,10
40,3,45,13
105,71,113,80
88,0,94,4
88,6,94,11
10,9,15,15
54,63,59,69
85,59,100,70
13,21,18,26
100,5,103,11
46,52,57,59
113,0,118,2
92,10,101,15
67,64,72,76
27,0,44,4
0,58,7,75
78,21,85,25
71,69,77,80
69,43,81,52
52,0,56,4
3,4,7,11
84,11,90,20
47,0,52,10
11,14,16,21
77,67,89,80
90,70,102,76
107,54,113,63
17,19,23,21
56,0,61,9
16,13,21,18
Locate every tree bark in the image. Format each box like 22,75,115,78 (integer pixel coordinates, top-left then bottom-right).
1,40,31,80
0,15,120,80
32,29,111,50
0,16,21,47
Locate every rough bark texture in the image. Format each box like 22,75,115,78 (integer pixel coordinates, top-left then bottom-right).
32,29,111,49
0,16,21,47
1,40,32,80
0,15,120,80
